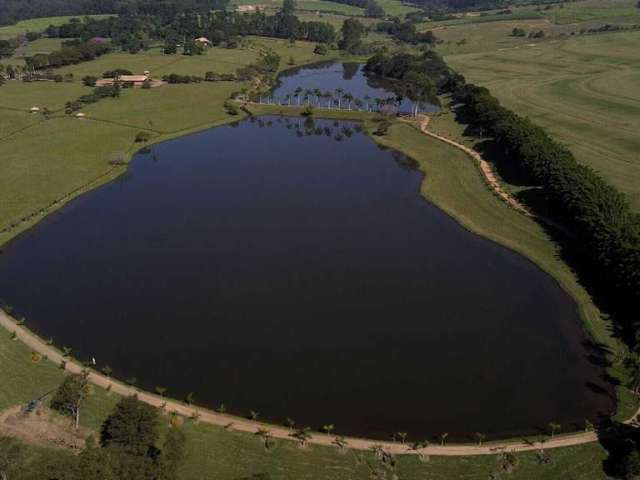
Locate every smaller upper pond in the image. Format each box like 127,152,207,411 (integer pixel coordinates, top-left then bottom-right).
270,62,439,114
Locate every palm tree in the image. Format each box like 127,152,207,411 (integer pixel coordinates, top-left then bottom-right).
363,95,371,111
410,440,429,451
294,87,302,105
313,88,322,105
584,419,594,432
291,427,312,446
155,386,167,397
284,93,292,105
548,422,561,439
355,98,363,111
333,436,348,449
286,417,295,430
440,432,448,446
217,403,226,413
343,93,354,110
374,98,383,112
250,410,259,421
323,91,332,109
185,392,195,404
395,432,407,444
322,424,335,436
475,432,485,446
334,88,344,109
304,89,313,105
62,346,72,357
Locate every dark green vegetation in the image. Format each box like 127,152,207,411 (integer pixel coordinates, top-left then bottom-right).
6,393,187,480
364,50,450,108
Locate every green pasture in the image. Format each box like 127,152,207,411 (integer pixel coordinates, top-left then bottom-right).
446,30,640,209
11,38,64,58
82,83,240,133
0,81,87,112
431,19,555,55
545,0,640,24
229,0,365,15
0,15,114,38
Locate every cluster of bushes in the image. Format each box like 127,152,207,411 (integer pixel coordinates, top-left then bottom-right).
511,27,545,38
0,38,18,58
162,73,203,84
22,71,74,83
205,71,236,82
236,50,281,82
102,68,132,78
376,19,439,44
364,50,452,88
451,79,640,340
42,374,187,479
65,84,120,113
24,41,111,70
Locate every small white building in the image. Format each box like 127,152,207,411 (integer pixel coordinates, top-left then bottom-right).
194,37,212,46
30,107,40,113
75,112,86,119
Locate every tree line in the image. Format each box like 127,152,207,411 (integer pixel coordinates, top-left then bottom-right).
44,9,337,53
24,39,111,70
449,78,640,343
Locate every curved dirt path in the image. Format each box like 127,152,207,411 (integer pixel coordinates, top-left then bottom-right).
2,309,636,457
412,115,531,216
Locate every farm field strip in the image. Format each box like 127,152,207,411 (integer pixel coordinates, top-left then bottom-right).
446,30,640,209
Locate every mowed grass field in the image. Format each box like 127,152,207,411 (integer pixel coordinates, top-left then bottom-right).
0,15,114,38
0,37,330,244
445,30,640,209
229,0,365,15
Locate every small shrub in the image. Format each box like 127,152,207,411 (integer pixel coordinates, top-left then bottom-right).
314,44,328,55
301,105,314,117
224,100,239,115
135,131,151,143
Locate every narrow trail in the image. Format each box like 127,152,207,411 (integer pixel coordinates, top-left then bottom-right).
412,115,532,216
2,310,637,457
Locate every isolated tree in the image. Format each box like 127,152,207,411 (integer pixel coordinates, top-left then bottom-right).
101,395,159,456
322,424,335,436
155,386,167,397
101,365,113,377
51,372,89,428
285,417,295,430
475,432,485,446
339,19,365,52
548,422,561,439
440,432,448,446
281,0,297,16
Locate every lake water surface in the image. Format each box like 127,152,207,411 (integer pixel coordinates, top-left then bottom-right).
0,67,614,441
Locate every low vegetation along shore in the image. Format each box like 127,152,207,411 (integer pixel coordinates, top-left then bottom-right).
1,0,640,477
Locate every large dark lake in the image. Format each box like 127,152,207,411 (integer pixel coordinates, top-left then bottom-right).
0,64,613,441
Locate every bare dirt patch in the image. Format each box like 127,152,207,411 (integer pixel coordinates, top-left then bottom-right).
0,405,92,452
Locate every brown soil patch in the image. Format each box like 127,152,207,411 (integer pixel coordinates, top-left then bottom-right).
0,405,93,452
